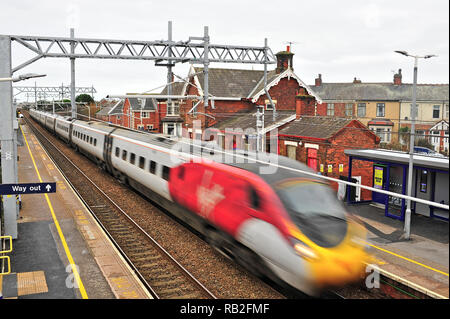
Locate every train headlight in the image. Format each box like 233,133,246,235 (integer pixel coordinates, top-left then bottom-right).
290,238,318,260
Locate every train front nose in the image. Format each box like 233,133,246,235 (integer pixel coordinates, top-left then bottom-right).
308,235,371,288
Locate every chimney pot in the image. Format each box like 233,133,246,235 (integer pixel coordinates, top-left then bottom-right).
394,68,402,85
315,74,322,86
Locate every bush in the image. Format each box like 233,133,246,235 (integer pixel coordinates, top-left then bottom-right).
75,94,94,104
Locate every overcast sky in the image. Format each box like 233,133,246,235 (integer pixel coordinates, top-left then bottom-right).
2,0,448,102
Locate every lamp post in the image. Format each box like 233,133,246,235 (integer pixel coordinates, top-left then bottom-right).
0,73,46,82
395,50,436,240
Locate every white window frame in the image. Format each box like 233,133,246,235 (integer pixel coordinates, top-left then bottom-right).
433,105,440,119
376,103,385,117
357,103,366,117
345,103,353,116
327,103,334,116
167,101,180,116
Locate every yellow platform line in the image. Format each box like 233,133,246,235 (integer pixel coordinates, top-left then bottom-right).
368,243,449,277
20,125,88,299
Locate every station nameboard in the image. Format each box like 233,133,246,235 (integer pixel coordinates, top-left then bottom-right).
0,182,56,195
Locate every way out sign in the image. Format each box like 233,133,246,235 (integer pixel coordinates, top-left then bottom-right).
0,182,56,195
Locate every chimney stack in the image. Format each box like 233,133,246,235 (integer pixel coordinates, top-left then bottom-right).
275,46,294,74
315,74,322,86
394,68,402,85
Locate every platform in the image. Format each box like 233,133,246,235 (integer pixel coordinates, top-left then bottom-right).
347,202,449,299
1,123,152,299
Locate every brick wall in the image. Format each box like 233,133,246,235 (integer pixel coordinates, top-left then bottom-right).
316,102,355,118
278,121,379,200
255,78,300,111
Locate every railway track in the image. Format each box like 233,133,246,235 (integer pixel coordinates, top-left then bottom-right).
25,115,217,299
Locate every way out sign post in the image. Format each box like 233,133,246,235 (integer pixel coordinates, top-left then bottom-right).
0,182,56,195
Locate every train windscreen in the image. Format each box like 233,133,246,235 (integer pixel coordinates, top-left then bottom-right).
275,178,348,248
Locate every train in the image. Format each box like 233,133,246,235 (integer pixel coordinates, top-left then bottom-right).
28,108,371,296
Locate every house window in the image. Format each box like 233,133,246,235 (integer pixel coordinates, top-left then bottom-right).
376,103,385,117
327,103,334,116
141,111,150,118
345,103,353,116
433,105,440,119
445,104,449,119
137,124,144,131
146,124,154,131
376,128,385,142
266,103,274,110
167,102,179,116
165,123,175,136
164,122,181,136
357,103,366,117
432,130,440,144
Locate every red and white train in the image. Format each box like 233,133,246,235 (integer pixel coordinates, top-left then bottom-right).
29,109,371,295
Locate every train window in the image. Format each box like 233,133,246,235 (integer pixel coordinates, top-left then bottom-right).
122,150,127,161
115,147,120,157
138,156,145,169
178,166,185,179
90,137,93,144
130,153,136,165
162,166,170,181
249,186,261,209
149,160,156,174
94,139,97,146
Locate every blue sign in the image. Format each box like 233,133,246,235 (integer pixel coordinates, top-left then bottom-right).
0,182,56,195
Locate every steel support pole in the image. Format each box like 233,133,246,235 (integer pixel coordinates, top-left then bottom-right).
34,81,37,109
404,57,418,240
263,38,275,121
167,21,173,109
203,26,210,110
0,36,18,238
70,28,76,118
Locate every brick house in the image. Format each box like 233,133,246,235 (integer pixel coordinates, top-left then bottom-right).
429,120,449,154
96,99,124,125
278,115,380,200
311,71,449,145
121,97,160,131
176,47,320,136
